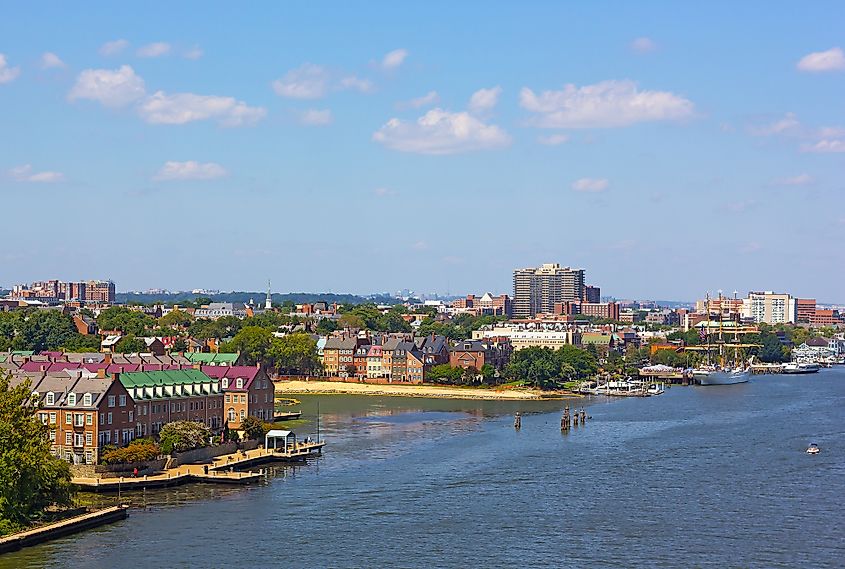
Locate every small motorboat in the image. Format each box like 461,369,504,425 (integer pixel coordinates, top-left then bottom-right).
806,443,820,455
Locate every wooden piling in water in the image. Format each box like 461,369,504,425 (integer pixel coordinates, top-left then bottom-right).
514,412,521,430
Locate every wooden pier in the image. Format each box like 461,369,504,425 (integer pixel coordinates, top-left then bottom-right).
72,442,325,493
0,506,128,554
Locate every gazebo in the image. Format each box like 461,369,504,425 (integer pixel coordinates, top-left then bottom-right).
265,430,297,452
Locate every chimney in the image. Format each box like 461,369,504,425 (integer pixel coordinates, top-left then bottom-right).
40,365,47,372
104,353,112,364
97,368,105,379
113,372,120,383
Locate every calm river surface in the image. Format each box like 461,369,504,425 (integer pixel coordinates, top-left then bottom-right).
4,369,844,568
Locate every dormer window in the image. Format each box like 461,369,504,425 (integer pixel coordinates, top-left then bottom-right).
46,392,55,405
83,393,92,406
67,392,77,406
236,378,243,389
32,391,39,403
221,378,229,389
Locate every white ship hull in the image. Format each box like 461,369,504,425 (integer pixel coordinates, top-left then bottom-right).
693,369,750,385
782,363,820,374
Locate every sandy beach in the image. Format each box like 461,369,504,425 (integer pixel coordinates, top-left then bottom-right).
274,380,570,400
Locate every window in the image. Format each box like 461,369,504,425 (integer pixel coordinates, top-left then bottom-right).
221,378,229,389
75,433,84,447
119,395,126,407
49,412,56,424
85,433,92,446
236,378,243,389
228,408,235,422
65,432,72,445
86,414,92,425
107,412,113,425
226,394,231,403
65,413,72,425
129,411,134,422
49,430,55,442
67,392,76,406
100,413,104,425
239,409,245,420
108,395,115,407
83,393,92,406
75,414,85,427
46,392,55,405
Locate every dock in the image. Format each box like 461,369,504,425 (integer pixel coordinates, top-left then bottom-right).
0,506,128,554
72,441,325,493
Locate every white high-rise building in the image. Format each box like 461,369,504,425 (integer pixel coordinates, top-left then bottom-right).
743,291,795,324
512,263,585,318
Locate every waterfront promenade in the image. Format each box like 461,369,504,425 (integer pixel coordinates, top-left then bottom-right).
72,442,325,492
274,379,564,400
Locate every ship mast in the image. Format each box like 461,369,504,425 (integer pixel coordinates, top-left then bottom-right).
705,293,711,366
718,290,724,367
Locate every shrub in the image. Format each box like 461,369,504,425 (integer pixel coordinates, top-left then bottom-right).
101,440,161,464
158,421,212,455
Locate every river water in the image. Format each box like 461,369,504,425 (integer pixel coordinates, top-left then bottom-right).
4,369,844,568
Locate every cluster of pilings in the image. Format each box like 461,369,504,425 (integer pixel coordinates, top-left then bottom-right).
560,405,587,432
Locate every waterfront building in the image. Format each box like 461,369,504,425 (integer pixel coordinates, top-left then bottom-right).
202,365,275,427
810,309,843,326
796,299,816,324
744,291,796,324
513,264,586,319
10,279,115,304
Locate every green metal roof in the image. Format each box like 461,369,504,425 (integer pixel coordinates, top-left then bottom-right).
0,355,6,363
120,368,214,388
12,350,35,356
581,334,612,345
180,352,239,364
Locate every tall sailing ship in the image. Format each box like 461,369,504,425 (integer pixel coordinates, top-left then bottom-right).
692,291,751,386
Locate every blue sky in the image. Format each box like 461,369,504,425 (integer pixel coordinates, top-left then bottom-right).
1,2,844,301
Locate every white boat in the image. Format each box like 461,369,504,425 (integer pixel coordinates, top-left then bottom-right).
806,443,820,455
693,366,750,385
782,362,820,374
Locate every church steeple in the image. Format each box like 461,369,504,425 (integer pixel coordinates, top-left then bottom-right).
265,280,272,310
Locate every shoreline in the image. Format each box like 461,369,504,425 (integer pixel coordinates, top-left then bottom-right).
274,379,575,400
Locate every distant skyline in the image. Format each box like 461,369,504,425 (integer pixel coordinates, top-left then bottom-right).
1,3,844,301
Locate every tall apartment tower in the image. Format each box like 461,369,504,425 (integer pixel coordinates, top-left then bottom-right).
512,263,585,318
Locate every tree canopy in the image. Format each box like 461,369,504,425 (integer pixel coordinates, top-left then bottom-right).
96,306,154,336
505,346,598,389
158,421,211,454
0,375,75,535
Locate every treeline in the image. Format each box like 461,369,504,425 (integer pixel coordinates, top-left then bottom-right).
0,310,100,352
116,291,390,306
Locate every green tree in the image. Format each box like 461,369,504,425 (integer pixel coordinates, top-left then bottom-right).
315,318,338,335
158,421,211,454
219,326,272,364
113,334,146,354
0,375,75,535
96,306,154,336
13,310,78,352
158,309,193,328
426,364,465,384
338,313,365,330
172,338,188,352
268,334,320,374
240,416,267,441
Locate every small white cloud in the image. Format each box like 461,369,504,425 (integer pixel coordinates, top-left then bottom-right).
747,112,801,136
381,49,408,70
41,52,66,69
272,63,330,99
740,242,762,254
630,37,657,54
412,240,429,251
773,173,815,186
0,54,21,84
572,178,609,192
99,39,129,56
153,161,227,181
520,80,694,128
9,164,64,183
373,187,397,197
339,75,374,93
468,86,502,114
722,199,757,213
801,139,845,153
299,109,333,126
183,46,203,60
137,42,171,58
373,108,511,155
138,91,266,126
797,47,845,72
816,126,845,138
398,91,439,109
538,133,570,145
68,65,146,107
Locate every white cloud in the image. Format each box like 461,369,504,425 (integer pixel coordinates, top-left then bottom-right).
630,37,657,54
99,39,129,56
468,86,502,114
411,240,429,251
0,54,21,84
571,178,609,192
339,75,374,93
41,52,66,69
153,161,227,181
816,126,845,138
722,199,757,213
138,91,266,126
373,108,511,155
137,42,171,58
520,80,694,128
801,139,845,153
272,63,330,99
183,46,203,60
747,112,801,136
797,47,845,72
299,109,333,126
373,187,397,197
739,242,762,254
68,65,146,107
538,134,570,145
773,173,815,186
9,164,64,183
381,49,408,70
398,91,439,109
